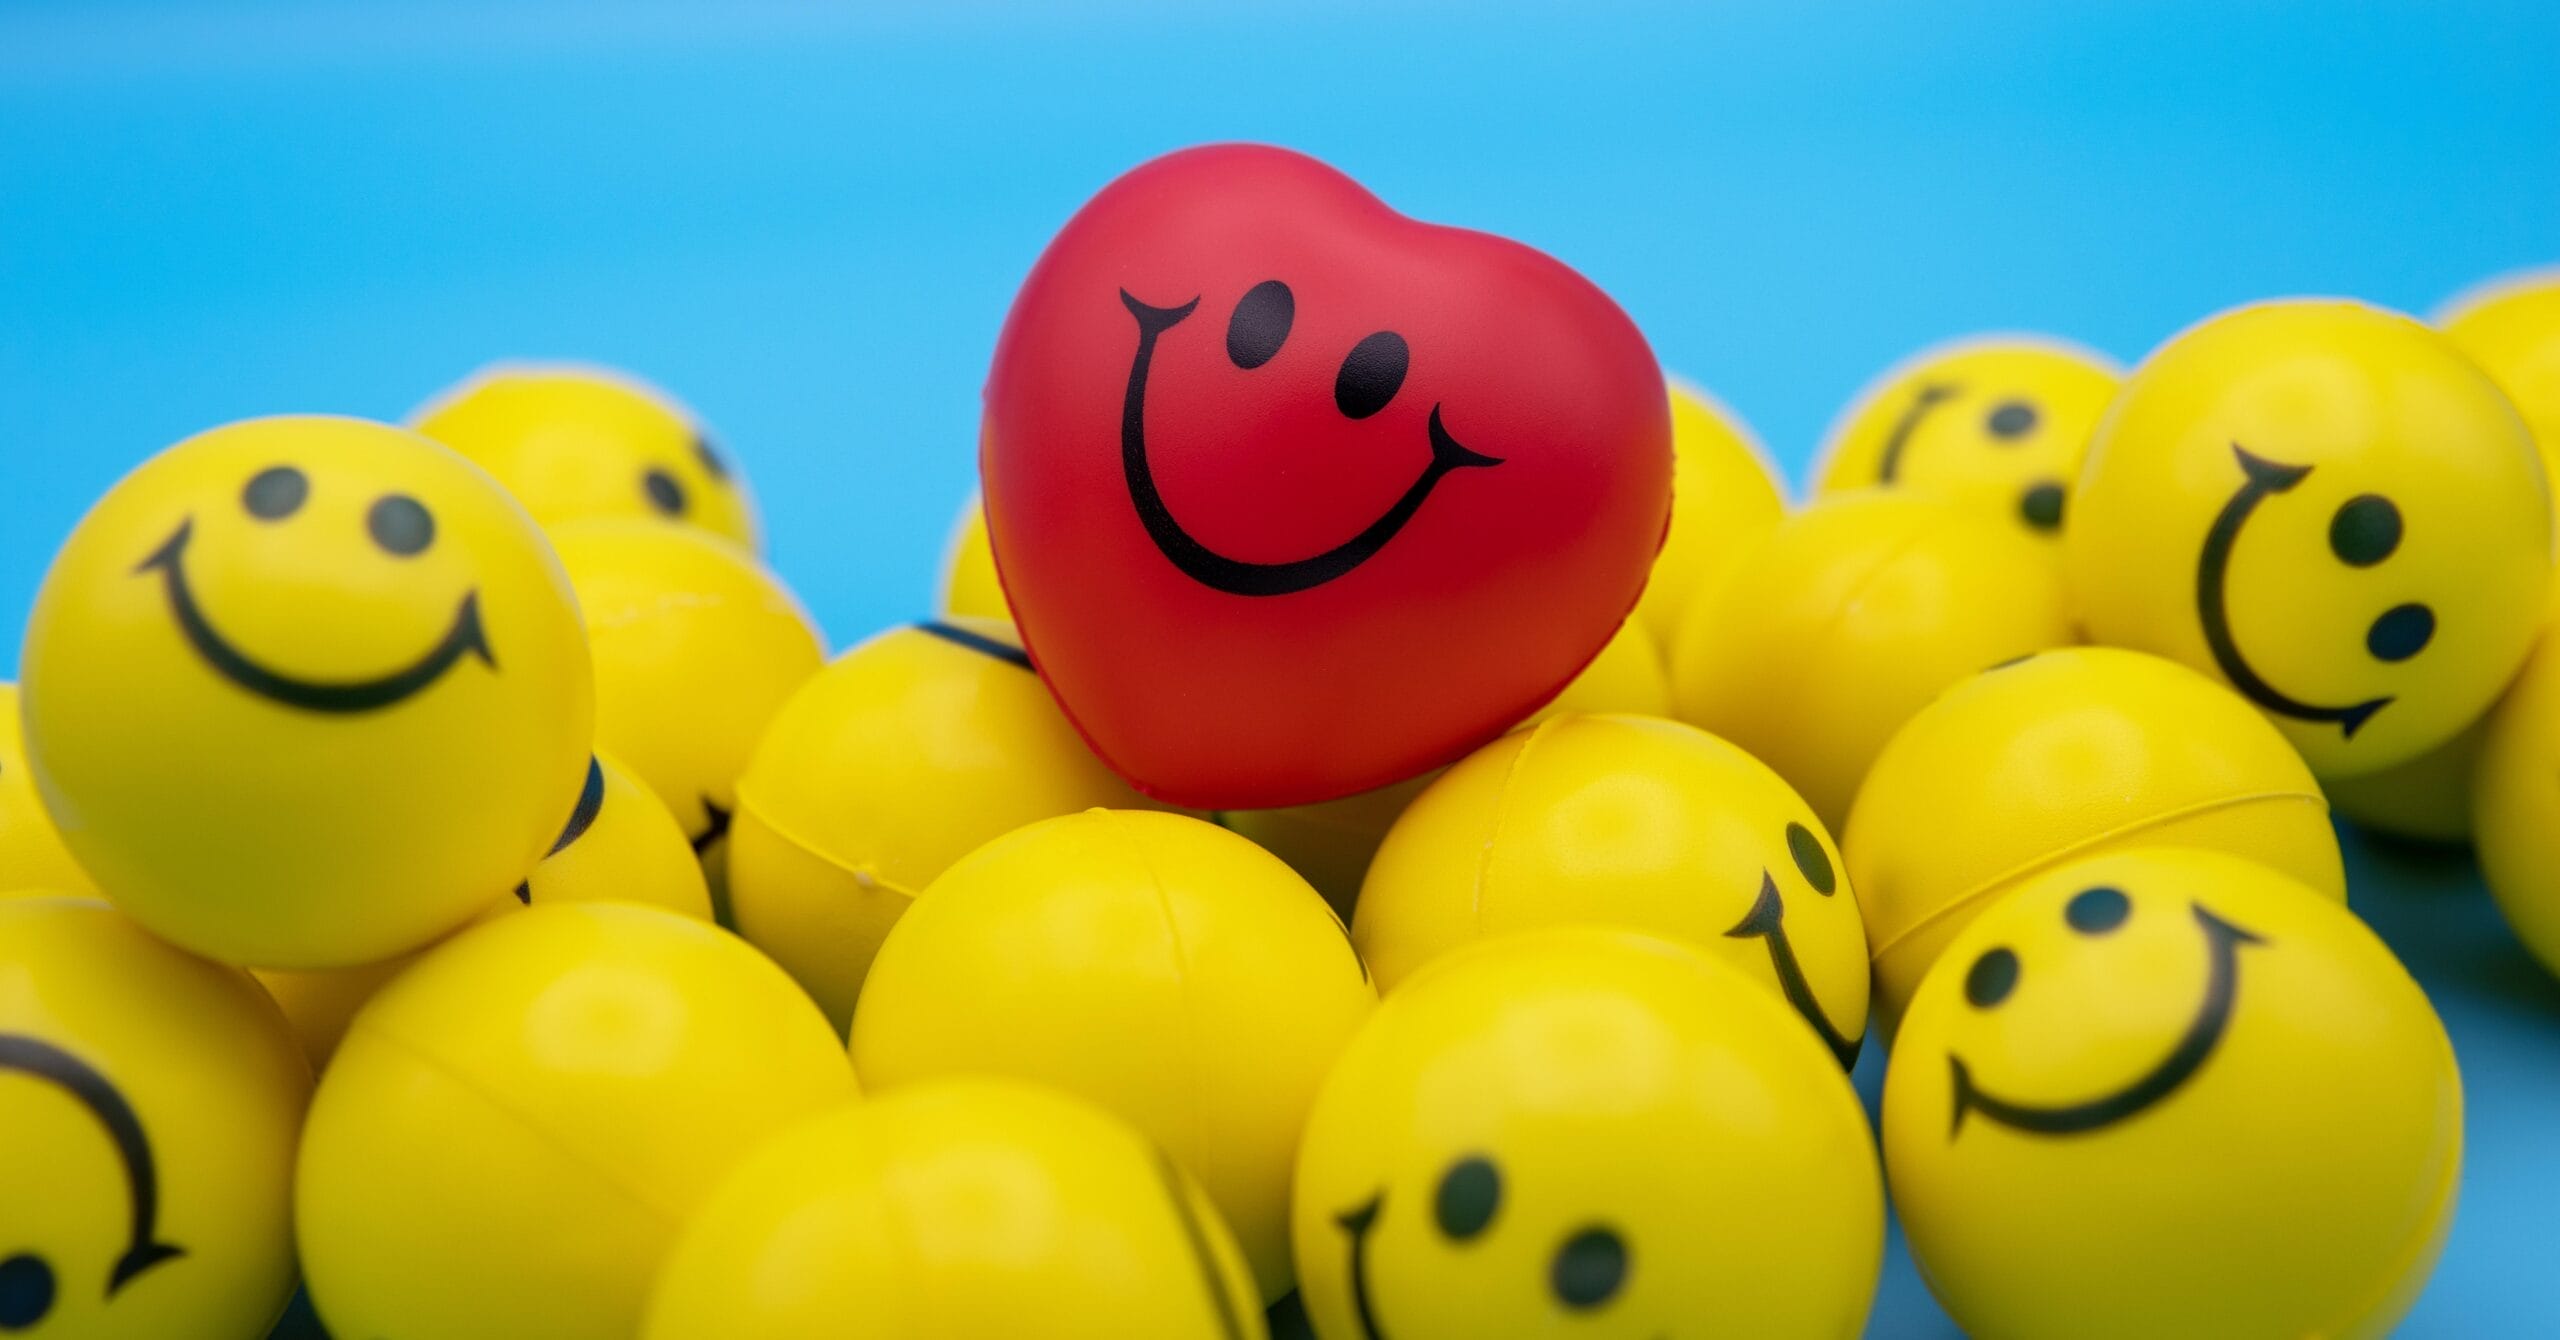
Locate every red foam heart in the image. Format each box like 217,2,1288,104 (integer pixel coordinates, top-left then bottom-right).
983,143,1671,809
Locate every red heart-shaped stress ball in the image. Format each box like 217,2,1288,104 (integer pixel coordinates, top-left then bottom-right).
982,144,1672,809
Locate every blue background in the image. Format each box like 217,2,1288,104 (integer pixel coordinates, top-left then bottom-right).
5,3,2557,1334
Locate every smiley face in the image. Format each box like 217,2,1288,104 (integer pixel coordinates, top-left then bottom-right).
0,898,310,1339
1295,928,1883,1340
1359,715,1871,1067
2067,299,2553,778
21,415,594,968
1814,337,2121,538
1884,848,2462,1338
411,363,762,552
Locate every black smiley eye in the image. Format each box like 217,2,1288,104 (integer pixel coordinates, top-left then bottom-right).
2065,885,2131,934
2329,495,2402,567
1335,331,1409,419
1784,822,1836,895
0,1251,55,1329
367,495,434,557
1433,1155,1501,1241
1226,279,1294,370
644,468,687,517
1986,400,2039,439
692,435,731,483
2368,604,2435,662
242,465,308,521
1966,947,2020,1008
2019,481,2067,531
1550,1226,1628,1310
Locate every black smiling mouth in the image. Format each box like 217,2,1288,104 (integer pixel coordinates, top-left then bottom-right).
1874,381,1961,483
1118,290,1502,598
138,519,493,714
2196,445,2393,737
1948,901,2262,1138
1723,872,1863,1069
0,1033,185,1317
1335,1193,1394,1340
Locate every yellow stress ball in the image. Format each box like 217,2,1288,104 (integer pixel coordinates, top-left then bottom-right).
412,363,762,551
1846,647,2344,1028
851,809,1375,1302
556,520,826,877
2067,298,2553,778
1631,381,1786,646
1295,927,1882,1340
1358,714,1868,1067
1814,334,2121,539
728,619,1159,1030
297,902,854,1340
645,1078,1265,1340
1670,491,2073,829
254,750,713,1069
1884,848,2459,1338
2440,267,2560,488
20,415,593,968
2472,619,2560,977
937,495,1012,623
0,896,311,1339
0,684,92,894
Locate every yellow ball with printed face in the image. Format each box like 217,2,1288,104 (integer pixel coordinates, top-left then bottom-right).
0,684,93,895
295,903,855,1340
2066,298,2553,778
1884,847,2459,1339
1845,647,2345,1029
1814,335,2121,539
555,520,826,876
1631,381,1786,646
643,1078,1266,1340
727,620,1164,1030
1294,927,1883,1340
851,809,1376,1303
1357,713,1869,1067
20,415,593,968
0,896,312,1339
412,363,761,551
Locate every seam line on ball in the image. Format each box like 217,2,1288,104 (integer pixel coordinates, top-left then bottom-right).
1103,808,1213,1189
727,780,924,904
1864,789,2331,961
1471,718,1560,936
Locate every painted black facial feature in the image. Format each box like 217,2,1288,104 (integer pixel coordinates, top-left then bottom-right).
1876,381,1960,483
1116,291,1502,598
0,1035,184,1304
690,796,732,857
1785,822,1836,895
1965,947,2020,1008
2018,481,2067,532
1433,1157,1501,1241
367,495,434,557
1335,332,1410,419
1334,1193,1390,1340
135,519,493,713
2065,886,2130,935
0,1253,53,1331
2369,604,2435,662
2329,495,2402,566
242,466,308,521
1949,902,2264,1137
917,620,1033,671
1150,1147,1249,1340
2196,445,2394,737
1725,873,1863,1069
644,469,686,517
692,435,731,482
1986,400,2038,440
1550,1226,1628,1310
1226,280,1294,370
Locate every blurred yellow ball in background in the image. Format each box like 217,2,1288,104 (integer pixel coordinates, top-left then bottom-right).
1357,714,1869,1065
644,1078,1265,1340
1629,381,1787,649
1813,335,2120,540
1885,848,2459,1339
2439,268,2560,489
727,620,1162,1030
0,896,311,1339
555,520,826,890
2473,620,2560,981
412,363,762,553
1846,647,2344,1027
851,809,1375,1302
1294,927,1882,1340
2067,298,2553,779
297,903,854,1340
1670,491,2074,830
935,494,1012,623
0,683,94,895
20,415,593,968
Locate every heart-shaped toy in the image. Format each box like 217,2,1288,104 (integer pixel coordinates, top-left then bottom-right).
983,144,1672,808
